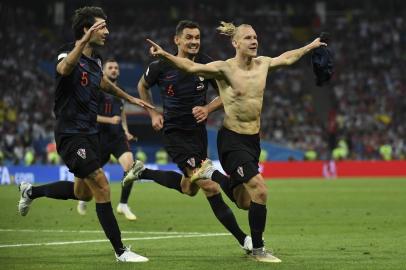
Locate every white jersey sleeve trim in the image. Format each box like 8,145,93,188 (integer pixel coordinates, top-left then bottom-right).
57,53,68,61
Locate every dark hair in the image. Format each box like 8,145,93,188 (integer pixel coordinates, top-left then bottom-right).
72,6,107,40
104,58,117,64
103,58,118,69
175,20,200,36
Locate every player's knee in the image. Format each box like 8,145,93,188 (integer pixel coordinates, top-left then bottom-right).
254,183,268,203
200,181,220,197
181,178,198,196
120,157,133,172
248,176,268,203
237,200,250,210
77,194,93,202
183,188,199,197
102,185,111,194
74,189,93,201
96,185,111,198
87,168,104,180
122,163,132,172
87,169,111,199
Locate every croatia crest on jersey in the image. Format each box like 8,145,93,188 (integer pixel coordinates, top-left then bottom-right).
237,166,244,177
187,157,196,168
77,148,86,159
96,59,102,69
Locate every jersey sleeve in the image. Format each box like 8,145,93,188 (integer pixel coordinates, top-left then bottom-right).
56,44,72,64
56,51,69,64
143,60,161,86
55,44,73,75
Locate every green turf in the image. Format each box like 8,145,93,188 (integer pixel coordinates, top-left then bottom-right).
1,178,405,270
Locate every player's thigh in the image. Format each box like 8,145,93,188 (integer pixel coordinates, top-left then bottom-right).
84,168,111,202
56,134,101,179
164,128,207,177
74,177,93,201
243,173,267,203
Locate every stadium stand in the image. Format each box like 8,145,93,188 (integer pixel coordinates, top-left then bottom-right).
1,0,405,164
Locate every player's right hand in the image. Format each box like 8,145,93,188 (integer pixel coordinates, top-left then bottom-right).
80,20,107,44
309,37,327,49
125,131,137,142
151,113,164,131
146,39,165,57
192,106,209,123
110,115,121,125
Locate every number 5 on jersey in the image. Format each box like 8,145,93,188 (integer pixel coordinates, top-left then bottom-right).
81,72,89,86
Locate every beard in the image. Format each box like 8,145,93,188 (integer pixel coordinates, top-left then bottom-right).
108,76,117,83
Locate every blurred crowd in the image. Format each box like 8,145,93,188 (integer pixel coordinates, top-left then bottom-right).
1,1,405,164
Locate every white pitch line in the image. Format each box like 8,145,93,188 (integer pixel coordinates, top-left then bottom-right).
0,233,230,248
0,228,209,235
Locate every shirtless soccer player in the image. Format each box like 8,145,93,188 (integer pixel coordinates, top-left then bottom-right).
146,21,327,262
123,20,253,254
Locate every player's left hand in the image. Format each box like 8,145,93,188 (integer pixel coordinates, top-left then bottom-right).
128,96,155,109
125,131,137,142
310,37,327,49
192,106,209,123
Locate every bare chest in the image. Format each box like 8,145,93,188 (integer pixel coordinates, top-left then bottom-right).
229,68,267,98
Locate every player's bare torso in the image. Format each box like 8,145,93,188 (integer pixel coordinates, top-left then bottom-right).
216,56,270,135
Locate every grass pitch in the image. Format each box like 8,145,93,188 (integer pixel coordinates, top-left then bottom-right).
1,178,405,270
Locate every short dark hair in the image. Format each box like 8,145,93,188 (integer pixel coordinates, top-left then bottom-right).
175,20,200,36
72,6,107,40
104,58,117,64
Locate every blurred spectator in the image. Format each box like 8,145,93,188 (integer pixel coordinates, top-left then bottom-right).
155,148,169,165
46,140,60,164
24,147,35,166
259,149,268,162
379,144,393,161
136,148,147,163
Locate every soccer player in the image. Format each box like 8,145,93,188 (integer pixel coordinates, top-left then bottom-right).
146,21,327,262
17,6,153,262
77,59,137,220
123,20,253,253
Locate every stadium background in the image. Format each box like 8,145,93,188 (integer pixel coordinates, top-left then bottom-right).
1,1,406,270
1,0,405,167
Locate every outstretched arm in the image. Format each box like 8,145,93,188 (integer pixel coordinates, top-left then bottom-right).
146,39,226,79
268,38,327,69
100,76,155,109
